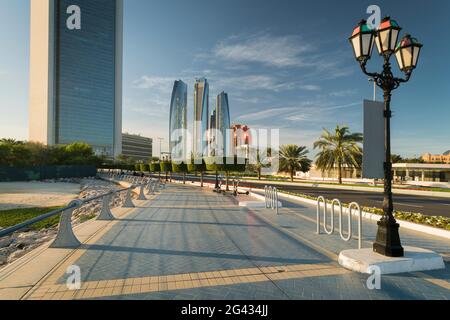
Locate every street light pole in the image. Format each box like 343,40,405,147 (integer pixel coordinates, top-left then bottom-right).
369,78,376,101
350,17,422,257
157,137,164,160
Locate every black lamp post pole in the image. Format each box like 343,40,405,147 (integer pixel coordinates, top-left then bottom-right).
360,57,410,257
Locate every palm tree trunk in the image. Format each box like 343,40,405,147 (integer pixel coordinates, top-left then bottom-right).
183,172,186,184
338,162,342,184
226,171,229,191
200,171,204,187
215,171,219,189
291,169,294,182
258,168,261,180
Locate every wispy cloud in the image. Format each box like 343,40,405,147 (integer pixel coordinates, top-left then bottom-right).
213,75,319,93
212,33,314,68
201,33,352,78
132,76,175,93
237,107,298,121
329,89,357,97
235,100,361,128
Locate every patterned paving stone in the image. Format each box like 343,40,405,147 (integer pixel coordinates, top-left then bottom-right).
38,184,450,300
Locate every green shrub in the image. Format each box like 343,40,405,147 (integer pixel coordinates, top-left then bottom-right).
150,163,161,172
140,163,150,172
188,158,206,173
160,161,172,172
172,162,188,173
205,157,246,173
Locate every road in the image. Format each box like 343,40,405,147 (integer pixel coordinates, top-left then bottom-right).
159,174,450,218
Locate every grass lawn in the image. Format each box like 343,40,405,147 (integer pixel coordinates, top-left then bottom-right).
0,207,62,231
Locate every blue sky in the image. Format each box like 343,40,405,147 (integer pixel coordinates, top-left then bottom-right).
0,0,449,157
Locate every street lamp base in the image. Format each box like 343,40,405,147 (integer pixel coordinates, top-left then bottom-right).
373,220,404,257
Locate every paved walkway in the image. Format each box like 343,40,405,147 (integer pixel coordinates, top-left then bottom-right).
12,184,450,300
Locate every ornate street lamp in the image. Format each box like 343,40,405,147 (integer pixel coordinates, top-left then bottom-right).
349,17,423,257
349,20,376,62
395,35,423,72
374,17,402,57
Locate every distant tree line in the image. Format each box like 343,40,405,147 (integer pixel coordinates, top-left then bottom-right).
0,139,105,167
391,154,425,164
9,122,428,185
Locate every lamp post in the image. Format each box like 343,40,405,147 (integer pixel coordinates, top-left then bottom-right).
349,17,423,257
157,137,164,160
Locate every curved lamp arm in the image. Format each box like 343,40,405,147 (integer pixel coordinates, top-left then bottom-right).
395,70,412,84
359,59,413,91
359,59,381,79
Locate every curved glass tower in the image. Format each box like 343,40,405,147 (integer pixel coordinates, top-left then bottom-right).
216,92,231,156
193,78,209,157
169,80,188,160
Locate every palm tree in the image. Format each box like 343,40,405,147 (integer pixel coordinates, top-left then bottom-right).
313,125,363,184
279,145,312,182
248,147,272,180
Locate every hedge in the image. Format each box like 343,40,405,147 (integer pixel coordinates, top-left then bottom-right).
150,163,161,172
0,165,97,182
188,159,206,173
160,162,172,172
172,162,188,173
205,157,246,173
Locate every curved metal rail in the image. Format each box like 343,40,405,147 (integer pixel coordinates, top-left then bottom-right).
0,174,156,248
265,185,279,215
316,197,363,249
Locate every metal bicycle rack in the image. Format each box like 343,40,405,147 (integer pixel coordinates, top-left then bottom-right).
264,186,279,215
317,196,363,249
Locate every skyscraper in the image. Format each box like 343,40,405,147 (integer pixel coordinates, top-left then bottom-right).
29,0,123,158
169,80,188,160
215,92,231,156
193,78,209,157
208,108,216,156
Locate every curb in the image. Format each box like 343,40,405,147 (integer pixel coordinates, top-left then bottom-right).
237,179,450,199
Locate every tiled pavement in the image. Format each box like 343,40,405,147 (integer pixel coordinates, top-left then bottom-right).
24,184,450,300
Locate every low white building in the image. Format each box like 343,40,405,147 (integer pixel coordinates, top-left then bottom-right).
296,163,450,188
393,163,450,184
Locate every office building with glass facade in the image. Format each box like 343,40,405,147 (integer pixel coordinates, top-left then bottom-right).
169,80,188,160
193,78,209,158
122,133,153,162
208,109,216,156
29,0,123,158
215,92,231,156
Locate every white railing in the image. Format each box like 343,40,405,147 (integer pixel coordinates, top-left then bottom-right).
0,174,159,249
316,197,363,249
